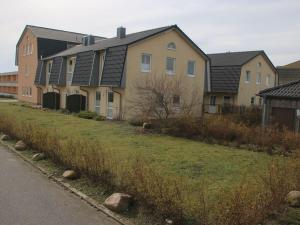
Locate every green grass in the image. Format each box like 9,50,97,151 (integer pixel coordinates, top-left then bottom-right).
0,102,283,196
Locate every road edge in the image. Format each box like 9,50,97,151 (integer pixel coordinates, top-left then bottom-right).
0,140,133,225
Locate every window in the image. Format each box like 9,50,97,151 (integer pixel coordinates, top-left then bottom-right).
29,87,32,97
141,54,151,72
173,95,180,105
251,96,255,105
266,74,271,86
210,96,216,106
46,61,52,84
245,71,251,83
187,60,196,76
166,57,176,75
28,43,32,55
257,62,262,68
167,42,176,50
95,91,101,114
223,96,231,105
67,57,75,85
48,61,52,74
256,73,261,84
23,45,26,56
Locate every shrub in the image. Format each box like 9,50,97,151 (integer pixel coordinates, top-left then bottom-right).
128,118,144,126
76,111,97,119
94,115,106,121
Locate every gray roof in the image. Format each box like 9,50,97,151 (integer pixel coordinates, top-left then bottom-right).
18,25,105,46
101,45,127,86
35,61,46,86
258,80,300,98
208,51,276,93
208,51,264,66
210,66,241,93
44,26,174,59
44,25,209,61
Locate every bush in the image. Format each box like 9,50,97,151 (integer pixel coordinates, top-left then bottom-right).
94,115,106,121
128,118,144,126
76,111,97,119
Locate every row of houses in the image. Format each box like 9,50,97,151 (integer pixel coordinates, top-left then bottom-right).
6,24,300,126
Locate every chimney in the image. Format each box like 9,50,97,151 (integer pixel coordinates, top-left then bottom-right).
117,27,126,38
82,35,95,46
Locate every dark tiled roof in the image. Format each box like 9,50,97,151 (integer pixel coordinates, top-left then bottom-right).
277,67,300,85
101,45,127,86
258,80,300,98
210,66,241,93
72,51,97,86
48,57,67,86
27,25,105,43
34,60,46,85
208,51,263,66
44,26,174,59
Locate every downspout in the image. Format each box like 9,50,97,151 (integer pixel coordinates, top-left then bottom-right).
112,89,122,120
80,87,89,111
261,95,267,128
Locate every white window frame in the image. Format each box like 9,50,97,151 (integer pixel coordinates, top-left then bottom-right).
187,60,196,77
107,92,114,119
245,71,251,83
210,95,216,106
256,73,261,85
141,53,151,73
166,57,176,75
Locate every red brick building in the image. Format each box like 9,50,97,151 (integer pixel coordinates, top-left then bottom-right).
0,71,18,98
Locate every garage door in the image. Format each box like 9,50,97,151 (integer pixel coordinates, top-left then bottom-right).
271,107,295,131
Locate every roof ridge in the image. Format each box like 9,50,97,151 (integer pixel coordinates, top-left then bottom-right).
27,25,106,38
208,50,263,55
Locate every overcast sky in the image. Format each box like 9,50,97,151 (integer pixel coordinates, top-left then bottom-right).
0,0,299,72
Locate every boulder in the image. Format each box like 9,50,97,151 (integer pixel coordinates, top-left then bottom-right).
286,191,300,207
62,170,78,180
142,122,152,129
104,193,132,212
32,153,46,161
14,140,27,151
1,134,10,141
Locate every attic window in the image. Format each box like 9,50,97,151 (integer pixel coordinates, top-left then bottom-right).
167,42,176,50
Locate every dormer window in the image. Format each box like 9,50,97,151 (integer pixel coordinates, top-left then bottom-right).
167,42,176,50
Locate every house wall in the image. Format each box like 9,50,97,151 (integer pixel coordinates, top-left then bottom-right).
237,55,276,106
123,29,207,119
17,29,39,103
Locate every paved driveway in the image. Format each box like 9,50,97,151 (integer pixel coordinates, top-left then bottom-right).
0,145,120,225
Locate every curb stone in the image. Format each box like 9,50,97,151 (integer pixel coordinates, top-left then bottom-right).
0,140,133,225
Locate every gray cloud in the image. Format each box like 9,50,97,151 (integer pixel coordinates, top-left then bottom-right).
0,0,299,71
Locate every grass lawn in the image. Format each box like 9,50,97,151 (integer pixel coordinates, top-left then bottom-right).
0,102,283,197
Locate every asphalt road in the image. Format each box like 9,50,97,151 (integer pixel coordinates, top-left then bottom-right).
0,145,120,225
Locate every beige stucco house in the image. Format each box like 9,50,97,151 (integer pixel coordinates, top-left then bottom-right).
35,25,210,120
204,51,277,113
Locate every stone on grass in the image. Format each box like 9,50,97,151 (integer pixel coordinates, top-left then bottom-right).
62,170,78,180
1,134,10,141
142,122,152,129
286,191,300,207
104,193,132,212
165,219,174,224
32,153,46,161
14,140,27,151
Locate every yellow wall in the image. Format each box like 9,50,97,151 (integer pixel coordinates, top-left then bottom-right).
123,29,206,119
237,55,276,106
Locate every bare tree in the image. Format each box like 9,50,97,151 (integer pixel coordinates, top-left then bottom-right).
128,74,202,120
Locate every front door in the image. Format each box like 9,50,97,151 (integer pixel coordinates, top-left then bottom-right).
107,92,113,119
